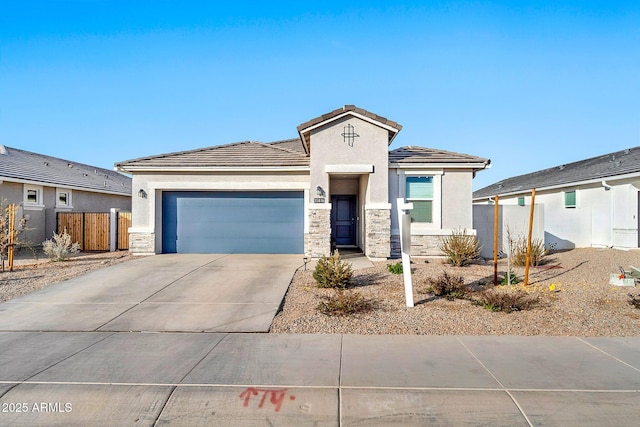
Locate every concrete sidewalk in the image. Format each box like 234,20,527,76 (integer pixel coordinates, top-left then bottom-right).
0,333,638,426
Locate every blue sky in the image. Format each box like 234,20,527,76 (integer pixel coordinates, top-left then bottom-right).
1,1,639,190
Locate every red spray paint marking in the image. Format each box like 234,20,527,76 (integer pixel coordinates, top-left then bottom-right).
239,387,296,413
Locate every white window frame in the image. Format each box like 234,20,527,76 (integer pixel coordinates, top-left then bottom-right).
55,188,73,209
398,170,443,232
23,184,45,210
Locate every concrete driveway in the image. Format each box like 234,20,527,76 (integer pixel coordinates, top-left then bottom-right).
0,254,303,333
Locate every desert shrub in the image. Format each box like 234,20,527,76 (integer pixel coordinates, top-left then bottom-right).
425,271,467,300
473,289,538,313
313,251,353,289
511,236,547,267
628,294,640,309
317,289,373,316
387,262,403,274
42,230,80,261
438,229,481,266
500,270,519,285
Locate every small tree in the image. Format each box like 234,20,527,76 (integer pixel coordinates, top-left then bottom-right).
0,201,28,272
43,229,80,262
313,251,353,289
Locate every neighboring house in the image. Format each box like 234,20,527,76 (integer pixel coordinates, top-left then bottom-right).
473,146,640,250
0,145,132,246
116,105,490,259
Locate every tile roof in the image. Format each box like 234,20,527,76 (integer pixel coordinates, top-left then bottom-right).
116,141,310,169
390,146,490,166
474,146,640,199
297,105,403,153
297,105,403,133
267,138,306,154
0,145,131,196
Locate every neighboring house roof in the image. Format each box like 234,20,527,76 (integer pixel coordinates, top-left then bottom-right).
297,105,403,153
474,146,640,199
0,145,131,196
116,141,311,171
390,146,490,169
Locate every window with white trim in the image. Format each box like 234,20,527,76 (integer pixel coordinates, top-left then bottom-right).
56,188,72,208
406,176,433,223
23,184,43,208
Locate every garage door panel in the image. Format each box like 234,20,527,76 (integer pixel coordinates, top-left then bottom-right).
162,191,303,254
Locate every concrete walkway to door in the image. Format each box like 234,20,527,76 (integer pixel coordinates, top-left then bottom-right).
0,254,303,333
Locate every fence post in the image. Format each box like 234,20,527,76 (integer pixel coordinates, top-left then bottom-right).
110,208,119,252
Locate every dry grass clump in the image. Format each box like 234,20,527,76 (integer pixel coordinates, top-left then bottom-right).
438,229,481,266
511,236,548,267
472,288,540,313
317,289,374,316
424,271,468,300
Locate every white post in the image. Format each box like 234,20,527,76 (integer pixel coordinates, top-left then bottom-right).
396,198,414,307
109,208,119,252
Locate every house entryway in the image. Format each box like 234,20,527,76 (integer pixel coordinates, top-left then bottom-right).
331,195,357,247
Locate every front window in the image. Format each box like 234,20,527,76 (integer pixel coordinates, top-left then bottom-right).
406,176,433,223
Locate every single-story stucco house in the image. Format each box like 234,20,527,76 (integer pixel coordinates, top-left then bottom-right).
0,145,132,245
116,105,490,259
473,146,640,250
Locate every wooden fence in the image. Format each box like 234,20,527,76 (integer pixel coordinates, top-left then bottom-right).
117,211,131,250
57,211,131,251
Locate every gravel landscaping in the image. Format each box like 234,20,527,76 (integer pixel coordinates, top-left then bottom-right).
270,248,640,336
2,247,639,336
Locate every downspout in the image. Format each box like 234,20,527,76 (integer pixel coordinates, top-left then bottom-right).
602,181,614,247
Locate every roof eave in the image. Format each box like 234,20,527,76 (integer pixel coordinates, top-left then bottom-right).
117,165,310,173
0,175,131,197
473,170,640,201
390,161,490,171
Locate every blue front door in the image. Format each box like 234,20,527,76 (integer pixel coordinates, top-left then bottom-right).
331,195,356,246
162,191,304,254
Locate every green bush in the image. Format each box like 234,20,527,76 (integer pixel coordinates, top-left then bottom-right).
42,230,80,262
425,271,467,300
511,236,547,267
317,289,373,316
472,289,538,313
438,229,481,266
313,251,353,289
387,262,403,274
500,270,519,285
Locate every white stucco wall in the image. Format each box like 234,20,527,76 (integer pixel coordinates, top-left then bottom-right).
473,204,545,259
480,179,640,250
309,116,389,204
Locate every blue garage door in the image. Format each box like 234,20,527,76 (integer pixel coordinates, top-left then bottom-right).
162,191,304,254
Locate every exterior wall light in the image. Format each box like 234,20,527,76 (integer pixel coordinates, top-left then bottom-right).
138,189,147,199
